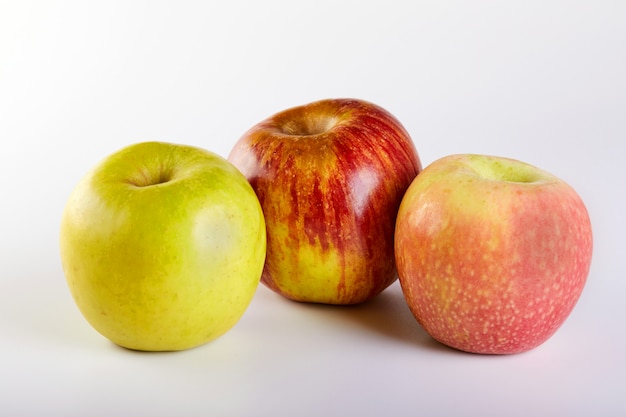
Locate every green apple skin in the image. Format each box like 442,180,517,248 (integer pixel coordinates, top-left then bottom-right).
60,142,266,351
395,154,593,354
228,98,421,305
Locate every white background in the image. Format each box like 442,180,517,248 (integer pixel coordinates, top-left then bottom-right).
1,1,625,416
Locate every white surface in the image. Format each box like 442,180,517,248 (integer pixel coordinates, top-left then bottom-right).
1,1,625,416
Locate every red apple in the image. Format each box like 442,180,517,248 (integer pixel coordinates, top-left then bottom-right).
228,98,421,304
395,154,593,354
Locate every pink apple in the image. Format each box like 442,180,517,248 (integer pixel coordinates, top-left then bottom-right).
228,98,422,304
394,154,593,354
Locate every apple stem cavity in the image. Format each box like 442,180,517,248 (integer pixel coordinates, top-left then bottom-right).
127,166,174,188
468,155,548,184
277,114,339,137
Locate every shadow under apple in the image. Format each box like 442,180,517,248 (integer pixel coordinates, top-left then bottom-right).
290,281,454,354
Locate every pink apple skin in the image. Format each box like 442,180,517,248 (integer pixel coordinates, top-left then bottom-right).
229,98,421,305
394,154,593,354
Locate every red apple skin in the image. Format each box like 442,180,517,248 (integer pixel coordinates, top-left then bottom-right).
228,98,421,304
395,154,593,354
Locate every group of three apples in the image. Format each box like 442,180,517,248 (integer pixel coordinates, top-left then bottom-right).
60,98,593,354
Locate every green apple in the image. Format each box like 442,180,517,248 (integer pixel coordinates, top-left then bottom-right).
395,154,593,354
60,141,266,351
